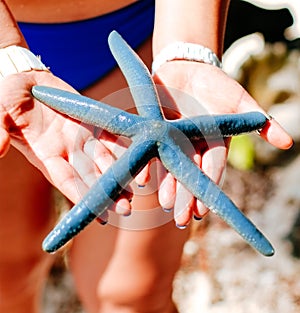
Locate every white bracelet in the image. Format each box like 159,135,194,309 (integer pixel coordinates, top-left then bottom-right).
0,45,49,80
152,42,222,74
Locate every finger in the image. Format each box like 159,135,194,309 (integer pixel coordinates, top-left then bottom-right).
50,160,129,218
96,129,129,158
0,109,11,157
107,187,133,216
259,118,293,150
83,136,134,198
174,182,194,228
83,137,115,174
78,139,133,215
195,199,209,218
109,195,132,216
69,149,101,188
42,156,90,204
0,1,27,48
134,162,151,187
239,91,293,150
0,127,10,157
158,171,176,211
194,142,228,218
96,211,109,225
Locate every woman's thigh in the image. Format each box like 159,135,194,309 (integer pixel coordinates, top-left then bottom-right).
0,147,54,260
69,190,190,312
0,147,55,309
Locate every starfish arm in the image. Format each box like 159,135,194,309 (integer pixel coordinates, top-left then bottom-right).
171,112,267,140
32,86,143,137
108,31,164,120
158,138,274,256
42,136,158,253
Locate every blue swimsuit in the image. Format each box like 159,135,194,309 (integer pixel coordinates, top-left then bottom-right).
18,0,155,91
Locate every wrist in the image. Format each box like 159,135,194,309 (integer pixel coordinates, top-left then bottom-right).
153,0,230,59
0,45,49,80
152,41,222,74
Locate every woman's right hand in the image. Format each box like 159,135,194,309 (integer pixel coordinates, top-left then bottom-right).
0,0,133,217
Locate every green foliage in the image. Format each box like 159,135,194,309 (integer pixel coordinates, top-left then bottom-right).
228,134,255,170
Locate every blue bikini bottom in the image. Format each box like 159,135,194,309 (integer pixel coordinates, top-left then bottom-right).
18,0,155,91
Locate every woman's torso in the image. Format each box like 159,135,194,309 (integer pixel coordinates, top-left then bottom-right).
7,0,153,101
6,0,137,23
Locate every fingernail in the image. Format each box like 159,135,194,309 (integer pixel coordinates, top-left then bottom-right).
193,215,202,221
96,217,108,225
176,223,188,230
163,207,173,213
123,211,131,217
138,184,145,188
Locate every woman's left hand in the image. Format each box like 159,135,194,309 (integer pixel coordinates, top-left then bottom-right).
153,60,293,227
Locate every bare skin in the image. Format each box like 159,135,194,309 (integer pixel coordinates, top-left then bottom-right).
6,0,137,22
0,1,293,313
0,1,188,312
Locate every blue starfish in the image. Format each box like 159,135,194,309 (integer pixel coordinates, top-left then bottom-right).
32,31,274,256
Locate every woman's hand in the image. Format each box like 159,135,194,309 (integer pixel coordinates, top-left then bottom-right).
154,61,293,227
0,70,132,217
0,1,132,218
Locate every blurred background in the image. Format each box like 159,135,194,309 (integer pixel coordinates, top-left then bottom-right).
43,1,300,312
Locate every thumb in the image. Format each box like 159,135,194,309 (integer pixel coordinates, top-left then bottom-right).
239,89,293,150
259,118,294,150
0,127,10,157
0,0,28,156
0,112,11,157
0,0,27,48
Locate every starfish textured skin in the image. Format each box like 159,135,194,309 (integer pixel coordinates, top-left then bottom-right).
32,31,274,256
